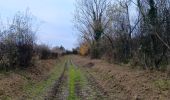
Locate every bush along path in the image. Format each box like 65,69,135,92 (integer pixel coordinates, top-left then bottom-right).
45,58,108,100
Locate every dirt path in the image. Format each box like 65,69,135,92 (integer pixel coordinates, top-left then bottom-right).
70,60,108,100
43,55,170,100
45,61,68,100
45,58,108,100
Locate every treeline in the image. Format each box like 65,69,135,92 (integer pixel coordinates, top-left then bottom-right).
0,11,65,71
74,0,170,70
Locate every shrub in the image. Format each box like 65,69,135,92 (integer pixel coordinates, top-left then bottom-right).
36,44,51,59
0,11,36,70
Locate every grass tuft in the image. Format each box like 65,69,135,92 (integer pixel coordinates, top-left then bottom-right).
154,79,170,91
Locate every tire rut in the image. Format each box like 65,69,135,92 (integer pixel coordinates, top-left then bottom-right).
44,61,68,100
71,60,109,100
45,59,109,100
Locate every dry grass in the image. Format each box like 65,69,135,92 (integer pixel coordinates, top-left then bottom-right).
72,55,170,100
0,58,59,100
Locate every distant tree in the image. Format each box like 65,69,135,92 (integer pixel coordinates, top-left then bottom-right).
72,48,78,54
79,42,89,56
37,44,51,59
59,45,65,51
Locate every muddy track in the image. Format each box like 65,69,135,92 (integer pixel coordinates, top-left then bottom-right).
72,60,109,100
45,61,68,100
45,59,110,100
85,70,109,99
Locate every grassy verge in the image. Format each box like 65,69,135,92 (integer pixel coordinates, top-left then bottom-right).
23,59,66,99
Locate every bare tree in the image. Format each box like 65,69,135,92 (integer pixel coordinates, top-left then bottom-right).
105,0,138,62
75,0,170,70
74,0,111,58
136,0,170,69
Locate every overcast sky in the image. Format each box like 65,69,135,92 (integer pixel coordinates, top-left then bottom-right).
0,0,77,50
